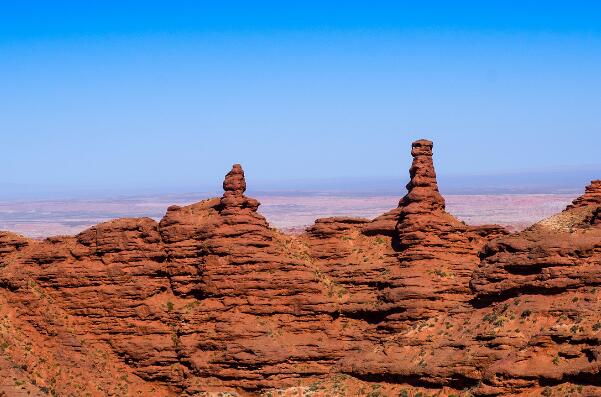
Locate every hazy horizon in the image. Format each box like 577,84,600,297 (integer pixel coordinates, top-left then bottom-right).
1,164,599,201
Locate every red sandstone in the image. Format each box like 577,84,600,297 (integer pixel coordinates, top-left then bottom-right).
0,141,600,396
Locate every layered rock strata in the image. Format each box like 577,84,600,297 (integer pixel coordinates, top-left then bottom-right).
0,142,599,397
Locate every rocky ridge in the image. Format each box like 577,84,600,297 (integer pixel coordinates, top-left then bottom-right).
0,141,599,396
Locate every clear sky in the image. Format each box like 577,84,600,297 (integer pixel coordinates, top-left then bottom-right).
1,2,601,193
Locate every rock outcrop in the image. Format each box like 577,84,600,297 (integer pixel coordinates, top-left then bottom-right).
385,140,506,323
568,180,601,209
161,164,344,391
464,180,601,394
0,140,599,397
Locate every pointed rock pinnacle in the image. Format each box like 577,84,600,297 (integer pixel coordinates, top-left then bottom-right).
223,164,247,196
400,139,445,213
220,164,260,212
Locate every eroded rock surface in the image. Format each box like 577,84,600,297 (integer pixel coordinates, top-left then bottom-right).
0,142,599,397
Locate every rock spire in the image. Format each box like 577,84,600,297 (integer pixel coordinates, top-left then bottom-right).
400,139,445,213
220,164,260,213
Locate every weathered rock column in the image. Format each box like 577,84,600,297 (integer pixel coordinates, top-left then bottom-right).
399,139,445,214
220,164,260,214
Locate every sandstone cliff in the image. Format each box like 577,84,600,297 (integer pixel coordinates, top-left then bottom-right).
0,141,599,397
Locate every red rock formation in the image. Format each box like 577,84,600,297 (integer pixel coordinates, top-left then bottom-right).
0,232,28,259
568,180,601,209
361,207,401,236
385,140,506,324
462,180,601,395
0,141,600,397
400,139,445,213
162,165,344,392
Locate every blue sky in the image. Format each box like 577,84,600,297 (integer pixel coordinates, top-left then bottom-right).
1,2,601,193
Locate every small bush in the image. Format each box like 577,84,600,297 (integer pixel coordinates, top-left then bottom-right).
542,386,552,396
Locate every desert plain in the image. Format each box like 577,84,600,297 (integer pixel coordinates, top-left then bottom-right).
0,192,577,238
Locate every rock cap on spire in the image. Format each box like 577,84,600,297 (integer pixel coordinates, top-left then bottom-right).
410,139,434,156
